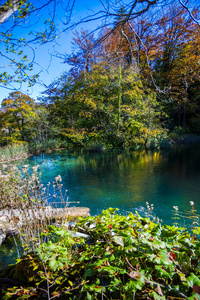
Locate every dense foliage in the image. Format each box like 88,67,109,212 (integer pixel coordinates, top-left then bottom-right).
0,5,199,151
1,208,200,299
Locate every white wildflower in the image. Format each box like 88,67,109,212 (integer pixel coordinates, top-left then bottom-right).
1,155,5,161
22,168,28,174
57,175,62,181
31,174,36,180
32,165,39,172
173,206,178,211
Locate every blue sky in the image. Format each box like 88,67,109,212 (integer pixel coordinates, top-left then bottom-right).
0,0,103,103
0,0,199,104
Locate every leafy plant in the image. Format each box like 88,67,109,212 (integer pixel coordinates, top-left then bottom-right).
2,208,200,299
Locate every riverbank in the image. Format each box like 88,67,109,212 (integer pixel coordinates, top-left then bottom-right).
0,143,30,163
1,133,200,163
1,209,200,299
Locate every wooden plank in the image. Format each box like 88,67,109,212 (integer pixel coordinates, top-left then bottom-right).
0,206,90,242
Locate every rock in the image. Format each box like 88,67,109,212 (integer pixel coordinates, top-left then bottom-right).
0,215,19,237
72,231,89,238
0,229,6,246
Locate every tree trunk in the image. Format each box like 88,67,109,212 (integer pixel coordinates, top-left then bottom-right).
183,79,188,130
0,0,21,24
117,65,122,133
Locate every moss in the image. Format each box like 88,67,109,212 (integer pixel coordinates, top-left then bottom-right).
8,254,42,283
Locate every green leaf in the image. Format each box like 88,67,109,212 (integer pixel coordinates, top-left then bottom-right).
153,239,166,249
151,224,162,237
33,265,38,271
159,250,170,265
180,238,192,247
85,268,94,277
187,273,200,288
188,292,200,300
149,291,166,300
49,256,58,271
110,277,121,287
126,270,145,291
113,235,124,246
86,292,92,300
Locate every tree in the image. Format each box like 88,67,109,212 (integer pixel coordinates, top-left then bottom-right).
46,59,166,148
0,0,75,89
64,29,97,79
0,0,199,93
0,0,22,24
0,91,35,143
26,104,61,151
153,6,200,129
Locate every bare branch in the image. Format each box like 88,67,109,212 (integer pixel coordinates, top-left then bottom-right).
179,0,200,26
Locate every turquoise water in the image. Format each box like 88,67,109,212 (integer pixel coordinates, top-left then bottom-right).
22,145,200,226
1,144,200,269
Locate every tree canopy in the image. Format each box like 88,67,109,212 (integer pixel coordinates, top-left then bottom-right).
0,0,199,91
0,0,199,151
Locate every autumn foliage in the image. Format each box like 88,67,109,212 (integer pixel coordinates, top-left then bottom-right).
0,5,199,150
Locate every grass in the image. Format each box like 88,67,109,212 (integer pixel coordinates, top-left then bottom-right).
0,143,29,163
0,163,71,256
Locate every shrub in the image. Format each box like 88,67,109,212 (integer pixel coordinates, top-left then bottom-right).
0,163,69,261
2,208,200,299
28,139,62,153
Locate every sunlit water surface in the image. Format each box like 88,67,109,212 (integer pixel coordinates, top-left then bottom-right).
23,144,200,225
1,145,200,269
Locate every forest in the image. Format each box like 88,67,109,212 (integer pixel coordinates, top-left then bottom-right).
1,1,200,299
0,4,199,153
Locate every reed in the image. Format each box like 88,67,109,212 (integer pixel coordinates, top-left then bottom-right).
0,143,29,163
0,163,70,256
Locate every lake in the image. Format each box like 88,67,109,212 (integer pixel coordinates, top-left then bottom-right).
1,144,200,269
23,144,200,226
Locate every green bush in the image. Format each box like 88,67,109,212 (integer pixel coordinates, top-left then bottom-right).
169,126,186,141
29,139,62,153
146,133,170,149
2,208,200,299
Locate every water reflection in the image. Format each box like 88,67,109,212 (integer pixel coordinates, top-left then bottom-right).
2,146,200,270
13,145,199,225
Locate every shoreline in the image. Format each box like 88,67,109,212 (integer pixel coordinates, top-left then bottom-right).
1,135,200,164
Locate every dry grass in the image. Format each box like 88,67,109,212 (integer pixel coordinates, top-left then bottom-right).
0,163,71,255
0,143,30,163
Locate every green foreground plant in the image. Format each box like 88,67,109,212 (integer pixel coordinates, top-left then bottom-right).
2,208,200,300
